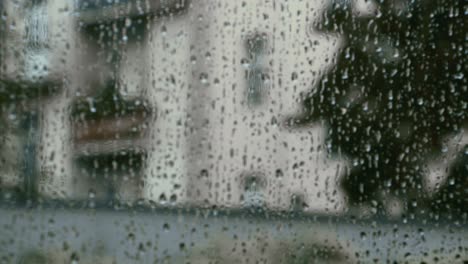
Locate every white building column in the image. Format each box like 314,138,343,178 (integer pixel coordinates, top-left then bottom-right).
142,16,191,204
37,0,86,199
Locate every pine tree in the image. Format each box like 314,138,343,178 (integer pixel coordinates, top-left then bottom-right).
297,0,466,214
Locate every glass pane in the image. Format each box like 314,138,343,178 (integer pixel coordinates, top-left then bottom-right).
0,0,466,263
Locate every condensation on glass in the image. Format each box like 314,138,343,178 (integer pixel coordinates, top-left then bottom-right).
0,0,466,263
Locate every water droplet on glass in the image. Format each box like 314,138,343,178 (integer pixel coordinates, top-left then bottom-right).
241,58,250,68
275,169,284,178
199,73,208,84
360,231,367,240
88,189,96,199
159,193,167,205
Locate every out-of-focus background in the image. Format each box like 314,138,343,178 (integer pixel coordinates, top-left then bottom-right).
0,0,466,263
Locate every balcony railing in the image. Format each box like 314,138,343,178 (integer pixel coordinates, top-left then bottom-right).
76,0,189,25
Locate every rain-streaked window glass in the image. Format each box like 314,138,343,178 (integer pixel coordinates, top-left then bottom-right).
0,0,466,263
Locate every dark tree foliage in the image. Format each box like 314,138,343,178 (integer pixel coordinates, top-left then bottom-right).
297,0,466,213
432,147,468,216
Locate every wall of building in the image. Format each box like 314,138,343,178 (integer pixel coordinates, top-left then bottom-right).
1,0,349,212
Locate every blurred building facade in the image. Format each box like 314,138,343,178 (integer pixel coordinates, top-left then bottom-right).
1,0,464,214
1,0,349,213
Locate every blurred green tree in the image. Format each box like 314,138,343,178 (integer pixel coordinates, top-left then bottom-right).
295,0,466,215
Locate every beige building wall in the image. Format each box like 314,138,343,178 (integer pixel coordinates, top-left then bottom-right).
142,14,191,203
139,0,349,213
